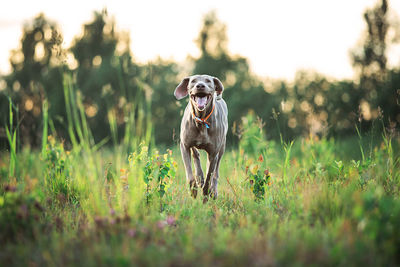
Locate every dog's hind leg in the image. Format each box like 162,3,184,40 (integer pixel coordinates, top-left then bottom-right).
191,148,204,188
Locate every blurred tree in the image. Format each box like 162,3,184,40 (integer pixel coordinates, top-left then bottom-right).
282,71,359,138
70,10,144,144
3,6,398,150
192,11,282,143
139,59,180,145
351,0,399,126
196,11,228,59
1,13,64,147
352,0,389,84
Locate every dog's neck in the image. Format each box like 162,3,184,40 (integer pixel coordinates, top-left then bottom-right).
190,97,216,129
191,97,215,119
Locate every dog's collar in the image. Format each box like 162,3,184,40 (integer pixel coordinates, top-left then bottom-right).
192,104,215,129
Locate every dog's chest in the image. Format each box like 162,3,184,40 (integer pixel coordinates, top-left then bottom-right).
194,128,209,146
188,127,213,149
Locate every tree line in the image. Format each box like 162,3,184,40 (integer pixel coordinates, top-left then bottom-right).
0,0,399,149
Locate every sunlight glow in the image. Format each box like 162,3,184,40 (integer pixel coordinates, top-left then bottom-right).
0,0,399,80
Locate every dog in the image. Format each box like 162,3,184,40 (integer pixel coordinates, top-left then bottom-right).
174,74,228,200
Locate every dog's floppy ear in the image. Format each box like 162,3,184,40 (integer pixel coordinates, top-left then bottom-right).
213,77,224,96
174,77,190,100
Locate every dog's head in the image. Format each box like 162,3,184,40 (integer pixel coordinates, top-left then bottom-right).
174,74,224,112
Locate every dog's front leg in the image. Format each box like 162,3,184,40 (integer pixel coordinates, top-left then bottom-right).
203,153,218,200
191,148,204,187
180,142,198,198
210,145,225,199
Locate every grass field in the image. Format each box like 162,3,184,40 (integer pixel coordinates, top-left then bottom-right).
1,103,399,266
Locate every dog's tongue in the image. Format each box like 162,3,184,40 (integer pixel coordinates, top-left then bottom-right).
196,96,208,109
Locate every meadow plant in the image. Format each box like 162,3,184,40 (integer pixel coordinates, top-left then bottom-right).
42,135,80,206
245,155,271,201
5,99,18,179
128,144,177,211
1,86,399,266
0,186,45,243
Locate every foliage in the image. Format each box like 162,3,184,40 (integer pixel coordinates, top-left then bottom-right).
351,0,389,84
1,13,64,147
236,110,267,158
0,108,399,265
246,155,271,201
350,0,400,130
0,188,46,243
1,4,399,149
5,99,17,178
42,135,80,206
0,2,400,265
128,144,177,210
139,60,181,144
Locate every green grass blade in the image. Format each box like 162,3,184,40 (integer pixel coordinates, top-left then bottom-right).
41,99,48,156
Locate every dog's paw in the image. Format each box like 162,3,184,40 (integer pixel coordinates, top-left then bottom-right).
189,180,198,198
199,178,205,188
210,188,218,200
194,175,204,188
191,188,198,198
209,180,218,199
202,185,209,196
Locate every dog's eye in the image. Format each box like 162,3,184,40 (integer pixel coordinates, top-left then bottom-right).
191,79,197,84
205,79,211,83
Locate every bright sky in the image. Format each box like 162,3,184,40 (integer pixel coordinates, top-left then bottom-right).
1,0,400,80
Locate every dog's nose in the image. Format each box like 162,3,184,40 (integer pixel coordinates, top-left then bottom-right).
196,83,205,90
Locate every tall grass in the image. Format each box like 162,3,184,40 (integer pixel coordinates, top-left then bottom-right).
0,78,399,266
41,99,48,156
5,98,17,179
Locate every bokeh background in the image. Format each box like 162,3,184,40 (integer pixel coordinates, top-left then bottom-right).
0,0,399,148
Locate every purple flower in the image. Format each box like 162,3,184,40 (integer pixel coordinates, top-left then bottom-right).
166,216,176,226
127,228,136,237
157,220,167,229
110,208,115,216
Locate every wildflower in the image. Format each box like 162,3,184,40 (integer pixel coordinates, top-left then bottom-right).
157,220,167,229
245,158,254,166
166,216,176,226
110,208,115,216
17,204,28,219
250,164,259,175
127,228,136,237
258,154,264,162
140,226,149,234
4,184,17,192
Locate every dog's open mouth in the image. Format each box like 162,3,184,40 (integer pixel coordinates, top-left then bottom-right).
191,93,211,111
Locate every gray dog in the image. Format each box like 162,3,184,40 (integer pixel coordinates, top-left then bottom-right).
174,74,228,200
